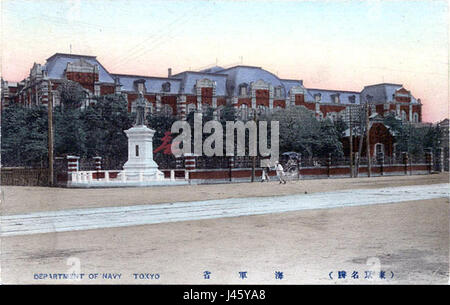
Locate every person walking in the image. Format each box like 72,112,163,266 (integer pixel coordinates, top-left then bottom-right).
275,161,286,184
261,165,271,182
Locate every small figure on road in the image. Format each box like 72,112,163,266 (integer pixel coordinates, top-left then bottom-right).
275,161,286,184
261,166,271,182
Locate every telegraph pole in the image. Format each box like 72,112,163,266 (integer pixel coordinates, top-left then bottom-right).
48,81,54,186
349,108,353,177
366,102,372,177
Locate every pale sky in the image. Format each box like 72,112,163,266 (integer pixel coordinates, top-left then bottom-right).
1,0,448,122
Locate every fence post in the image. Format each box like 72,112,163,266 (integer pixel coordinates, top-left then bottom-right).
67,155,80,172
229,156,234,182
93,156,102,180
184,153,196,170
184,153,196,183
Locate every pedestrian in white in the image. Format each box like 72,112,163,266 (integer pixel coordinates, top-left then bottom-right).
275,161,286,184
261,166,271,182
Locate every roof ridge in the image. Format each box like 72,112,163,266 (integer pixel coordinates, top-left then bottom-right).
111,73,180,81
47,53,97,61
307,88,360,94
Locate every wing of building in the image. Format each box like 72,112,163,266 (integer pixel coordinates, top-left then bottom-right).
1,52,422,124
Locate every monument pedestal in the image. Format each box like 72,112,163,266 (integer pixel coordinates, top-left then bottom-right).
122,125,164,181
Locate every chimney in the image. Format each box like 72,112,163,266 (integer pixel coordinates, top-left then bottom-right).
168,68,172,78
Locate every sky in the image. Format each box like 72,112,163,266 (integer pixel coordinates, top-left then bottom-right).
1,0,448,122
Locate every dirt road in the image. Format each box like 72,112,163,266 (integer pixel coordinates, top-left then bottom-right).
1,173,448,284
1,173,447,215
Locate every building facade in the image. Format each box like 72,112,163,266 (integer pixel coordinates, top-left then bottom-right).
2,53,423,124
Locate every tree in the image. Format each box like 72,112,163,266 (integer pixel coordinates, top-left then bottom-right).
57,79,86,109
271,106,344,159
1,104,48,167
146,110,178,166
318,119,344,158
54,106,87,158
384,114,443,158
81,94,134,168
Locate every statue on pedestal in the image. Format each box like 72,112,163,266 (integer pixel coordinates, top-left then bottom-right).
135,92,146,126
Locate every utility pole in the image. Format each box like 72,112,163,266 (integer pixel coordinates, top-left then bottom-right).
349,108,353,178
366,102,372,177
251,109,258,182
48,81,54,186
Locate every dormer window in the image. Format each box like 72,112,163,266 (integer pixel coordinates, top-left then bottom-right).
134,79,146,93
314,93,322,103
239,83,248,96
331,93,340,104
162,82,171,92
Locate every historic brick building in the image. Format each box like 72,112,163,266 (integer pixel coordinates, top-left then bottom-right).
2,53,423,126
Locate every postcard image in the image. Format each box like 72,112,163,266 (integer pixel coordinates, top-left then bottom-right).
0,0,448,292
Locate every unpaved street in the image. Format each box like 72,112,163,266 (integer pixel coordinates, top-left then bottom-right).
1,183,448,237
0,173,449,284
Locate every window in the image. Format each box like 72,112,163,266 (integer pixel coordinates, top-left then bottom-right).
137,83,144,93
239,83,248,96
239,104,249,120
162,82,171,92
135,145,139,157
374,143,384,158
94,84,100,96
314,93,321,103
275,87,282,98
401,110,407,122
162,104,173,116
331,94,340,104
413,112,419,123
257,105,268,116
202,103,210,115
187,103,196,114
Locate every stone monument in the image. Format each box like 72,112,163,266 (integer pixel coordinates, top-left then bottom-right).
122,92,164,181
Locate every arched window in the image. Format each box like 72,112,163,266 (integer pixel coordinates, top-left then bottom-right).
239,104,249,120
162,82,171,92
239,83,248,96
374,143,385,158
401,110,407,122
186,103,196,114
413,112,419,122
